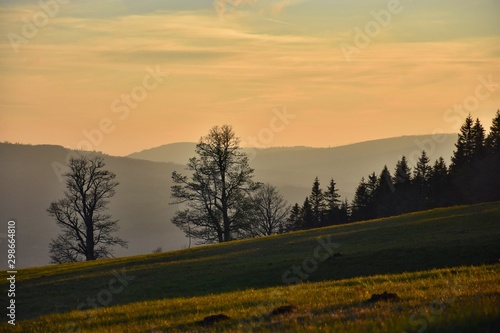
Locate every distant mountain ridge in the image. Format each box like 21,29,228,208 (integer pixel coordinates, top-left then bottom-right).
128,142,197,165
128,134,458,200
1,134,457,268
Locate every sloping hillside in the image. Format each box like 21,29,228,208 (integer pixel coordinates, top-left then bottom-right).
6,202,499,323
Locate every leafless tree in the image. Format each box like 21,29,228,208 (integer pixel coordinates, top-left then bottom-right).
251,183,290,236
48,155,127,263
171,125,259,244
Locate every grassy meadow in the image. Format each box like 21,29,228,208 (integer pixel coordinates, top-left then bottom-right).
2,202,500,332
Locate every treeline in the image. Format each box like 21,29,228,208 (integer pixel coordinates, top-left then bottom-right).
49,112,498,262
169,113,499,244
285,111,500,231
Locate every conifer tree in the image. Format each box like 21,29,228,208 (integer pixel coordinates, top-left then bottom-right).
485,110,500,155
324,178,341,225
301,197,315,229
428,157,449,207
413,151,432,209
482,110,500,201
374,165,395,217
309,177,324,227
449,116,490,204
338,198,350,224
393,156,412,186
472,118,485,158
393,156,412,214
286,203,302,232
351,177,370,221
413,151,432,185
365,173,379,219
450,114,475,174
366,172,378,200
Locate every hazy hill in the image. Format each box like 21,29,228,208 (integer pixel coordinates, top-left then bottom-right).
128,142,197,165
129,134,458,203
0,143,187,269
1,134,457,268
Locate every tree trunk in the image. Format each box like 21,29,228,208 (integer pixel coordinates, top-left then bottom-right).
85,220,95,260
222,201,231,242
220,166,231,242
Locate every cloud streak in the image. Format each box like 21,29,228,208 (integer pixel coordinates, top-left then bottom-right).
214,0,305,19
0,1,499,155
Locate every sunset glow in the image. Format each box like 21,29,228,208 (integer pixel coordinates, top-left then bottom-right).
1,0,499,155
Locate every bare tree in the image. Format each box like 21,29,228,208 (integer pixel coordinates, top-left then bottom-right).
250,183,290,236
48,155,127,263
171,125,259,244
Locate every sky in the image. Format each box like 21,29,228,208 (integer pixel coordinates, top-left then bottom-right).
0,0,499,156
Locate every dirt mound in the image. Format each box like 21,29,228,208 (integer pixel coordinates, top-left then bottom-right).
366,291,400,303
196,314,231,326
270,305,298,317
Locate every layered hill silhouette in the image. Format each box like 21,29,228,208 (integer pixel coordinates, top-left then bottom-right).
129,134,458,203
0,143,185,268
0,134,457,268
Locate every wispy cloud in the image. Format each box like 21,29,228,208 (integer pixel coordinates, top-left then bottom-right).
0,1,499,154
215,0,306,18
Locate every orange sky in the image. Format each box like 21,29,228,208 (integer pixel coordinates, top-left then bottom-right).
1,0,499,156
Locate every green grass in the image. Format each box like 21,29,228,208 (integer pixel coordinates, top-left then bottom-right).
4,265,500,332
1,202,500,332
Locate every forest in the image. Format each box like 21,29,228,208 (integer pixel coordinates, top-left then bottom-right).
286,111,500,231
47,111,500,261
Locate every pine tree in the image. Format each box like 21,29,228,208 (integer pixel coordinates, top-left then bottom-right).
413,151,432,209
393,156,412,186
472,118,485,158
301,197,315,230
485,110,500,155
366,172,378,200
450,114,475,174
309,177,324,227
413,151,432,185
365,172,379,219
482,110,500,201
374,165,395,217
449,116,491,204
428,157,449,207
393,156,413,214
338,198,350,224
324,178,341,225
287,203,302,232
351,177,369,221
